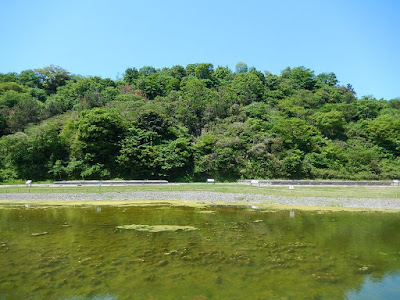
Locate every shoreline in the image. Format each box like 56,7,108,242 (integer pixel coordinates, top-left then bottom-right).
0,191,399,212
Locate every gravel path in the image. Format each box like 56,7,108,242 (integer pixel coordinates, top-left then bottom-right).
1,191,400,210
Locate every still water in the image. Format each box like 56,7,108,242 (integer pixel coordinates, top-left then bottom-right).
1,205,400,299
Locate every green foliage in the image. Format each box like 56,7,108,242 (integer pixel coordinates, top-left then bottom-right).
177,78,213,135
272,118,320,152
366,113,400,153
138,66,157,77
139,73,180,99
231,73,264,105
0,72,18,83
123,67,139,84
137,110,173,139
281,66,316,90
195,63,214,80
157,137,193,179
243,102,270,120
355,97,386,120
282,149,304,178
316,72,338,87
0,82,26,94
0,107,7,136
312,110,345,138
7,97,44,132
161,65,186,81
0,64,399,182
235,62,248,74
0,120,67,180
117,127,159,178
69,108,126,178
214,66,234,83
34,65,71,95
0,90,30,108
117,123,191,180
18,69,41,88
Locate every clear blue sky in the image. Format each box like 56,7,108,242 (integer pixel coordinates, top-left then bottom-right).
1,0,399,100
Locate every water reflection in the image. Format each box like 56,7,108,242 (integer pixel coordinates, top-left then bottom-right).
0,206,399,299
346,272,400,299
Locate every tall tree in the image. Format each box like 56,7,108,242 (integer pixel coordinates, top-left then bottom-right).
34,65,71,95
69,108,126,178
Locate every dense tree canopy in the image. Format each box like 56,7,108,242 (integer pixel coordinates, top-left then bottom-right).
0,63,399,182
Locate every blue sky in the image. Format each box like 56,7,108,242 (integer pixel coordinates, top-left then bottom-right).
1,0,399,100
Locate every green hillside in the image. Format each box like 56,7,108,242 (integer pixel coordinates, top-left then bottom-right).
0,63,399,181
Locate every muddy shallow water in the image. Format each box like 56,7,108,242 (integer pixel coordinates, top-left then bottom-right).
1,205,400,299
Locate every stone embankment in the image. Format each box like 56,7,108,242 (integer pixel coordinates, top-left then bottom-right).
0,191,399,210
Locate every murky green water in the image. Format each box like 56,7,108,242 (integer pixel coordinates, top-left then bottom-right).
1,205,400,300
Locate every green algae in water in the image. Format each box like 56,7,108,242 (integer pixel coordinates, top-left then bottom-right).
116,224,198,232
1,205,400,299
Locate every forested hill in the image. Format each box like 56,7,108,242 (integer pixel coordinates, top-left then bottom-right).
0,63,399,182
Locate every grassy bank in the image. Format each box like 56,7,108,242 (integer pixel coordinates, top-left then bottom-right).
0,183,400,199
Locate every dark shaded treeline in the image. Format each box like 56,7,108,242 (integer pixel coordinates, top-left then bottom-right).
0,63,399,181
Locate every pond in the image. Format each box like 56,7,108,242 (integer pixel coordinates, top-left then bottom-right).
1,205,400,299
